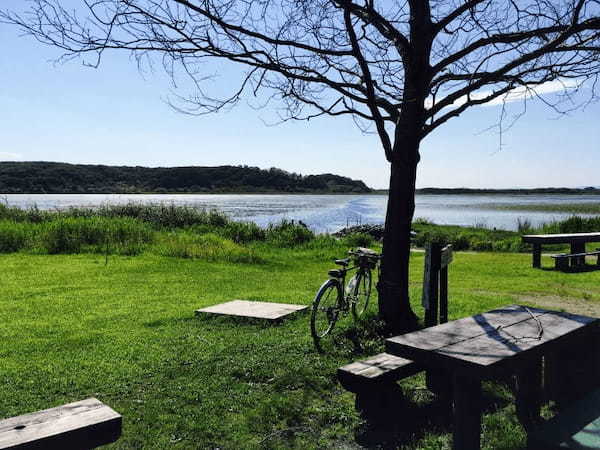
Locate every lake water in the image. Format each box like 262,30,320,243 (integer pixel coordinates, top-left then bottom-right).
2,193,599,233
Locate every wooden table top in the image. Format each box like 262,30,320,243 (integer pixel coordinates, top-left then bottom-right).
522,232,600,244
385,305,599,377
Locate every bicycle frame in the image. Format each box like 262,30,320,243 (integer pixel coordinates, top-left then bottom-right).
328,264,360,310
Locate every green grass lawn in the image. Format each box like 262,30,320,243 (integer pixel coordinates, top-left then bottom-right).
1,248,599,449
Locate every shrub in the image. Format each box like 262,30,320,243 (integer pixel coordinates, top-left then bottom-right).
342,232,374,248
41,219,86,253
219,221,266,244
0,221,29,252
413,230,449,247
558,216,600,233
450,233,471,251
266,220,314,247
470,239,493,252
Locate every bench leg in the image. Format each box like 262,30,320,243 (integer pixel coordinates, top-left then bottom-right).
545,335,600,410
555,256,568,271
532,244,541,268
515,358,542,432
570,242,586,267
355,381,404,425
427,369,452,399
453,374,481,450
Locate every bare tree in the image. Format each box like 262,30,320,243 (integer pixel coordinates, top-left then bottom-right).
3,0,599,332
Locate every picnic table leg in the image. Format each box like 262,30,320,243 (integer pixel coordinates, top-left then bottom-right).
515,357,542,431
532,244,541,268
545,336,600,410
570,242,586,267
453,374,481,450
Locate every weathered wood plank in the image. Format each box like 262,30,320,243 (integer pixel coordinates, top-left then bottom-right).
337,353,421,393
0,398,121,450
388,305,549,355
433,312,598,375
387,307,598,377
552,250,600,259
440,244,453,269
195,300,308,321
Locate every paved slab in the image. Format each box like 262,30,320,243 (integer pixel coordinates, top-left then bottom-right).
195,300,308,321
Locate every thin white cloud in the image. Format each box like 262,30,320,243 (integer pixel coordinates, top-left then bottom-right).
0,152,22,160
427,78,581,110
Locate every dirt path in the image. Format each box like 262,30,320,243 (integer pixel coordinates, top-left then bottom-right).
515,294,600,317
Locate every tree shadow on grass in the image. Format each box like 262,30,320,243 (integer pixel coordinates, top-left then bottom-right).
540,264,600,273
354,381,513,448
144,316,198,328
145,312,303,328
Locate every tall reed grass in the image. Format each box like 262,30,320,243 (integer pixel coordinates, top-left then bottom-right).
39,217,153,254
154,232,261,263
0,220,30,252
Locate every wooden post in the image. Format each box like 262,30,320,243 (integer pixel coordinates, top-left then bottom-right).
453,374,482,450
439,245,452,324
423,244,452,395
423,242,441,328
532,243,541,268
423,243,452,326
439,267,448,324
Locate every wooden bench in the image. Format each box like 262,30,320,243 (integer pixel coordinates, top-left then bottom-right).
528,388,600,449
337,352,421,394
551,249,600,271
0,398,122,450
337,353,421,422
522,233,600,268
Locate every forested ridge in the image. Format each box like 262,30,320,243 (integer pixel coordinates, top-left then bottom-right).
0,162,371,194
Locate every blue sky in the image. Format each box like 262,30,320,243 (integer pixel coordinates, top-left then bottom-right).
1,9,599,189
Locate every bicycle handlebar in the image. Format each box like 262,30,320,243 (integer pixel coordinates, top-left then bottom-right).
348,247,381,259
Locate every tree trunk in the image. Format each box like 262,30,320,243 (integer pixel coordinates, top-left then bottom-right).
377,150,420,334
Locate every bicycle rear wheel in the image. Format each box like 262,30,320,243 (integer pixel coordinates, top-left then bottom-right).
351,269,372,319
310,279,342,348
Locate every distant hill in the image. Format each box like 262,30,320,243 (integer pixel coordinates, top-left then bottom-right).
416,187,600,195
0,162,371,194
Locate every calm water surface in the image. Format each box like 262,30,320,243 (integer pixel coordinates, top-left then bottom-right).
3,193,599,232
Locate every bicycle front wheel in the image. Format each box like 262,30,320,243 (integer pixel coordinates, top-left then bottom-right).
351,269,372,319
310,279,342,345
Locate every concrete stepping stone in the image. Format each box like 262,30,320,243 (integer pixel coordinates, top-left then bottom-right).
195,300,308,322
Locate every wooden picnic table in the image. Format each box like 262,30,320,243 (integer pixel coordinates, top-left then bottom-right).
522,232,600,268
385,305,599,450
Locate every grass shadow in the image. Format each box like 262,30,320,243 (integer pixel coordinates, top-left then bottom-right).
144,316,197,328
354,381,513,448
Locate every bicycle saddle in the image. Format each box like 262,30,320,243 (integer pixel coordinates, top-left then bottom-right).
355,247,378,256
334,258,350,266
328,269,343,278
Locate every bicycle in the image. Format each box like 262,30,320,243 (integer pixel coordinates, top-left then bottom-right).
310,247,381,350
